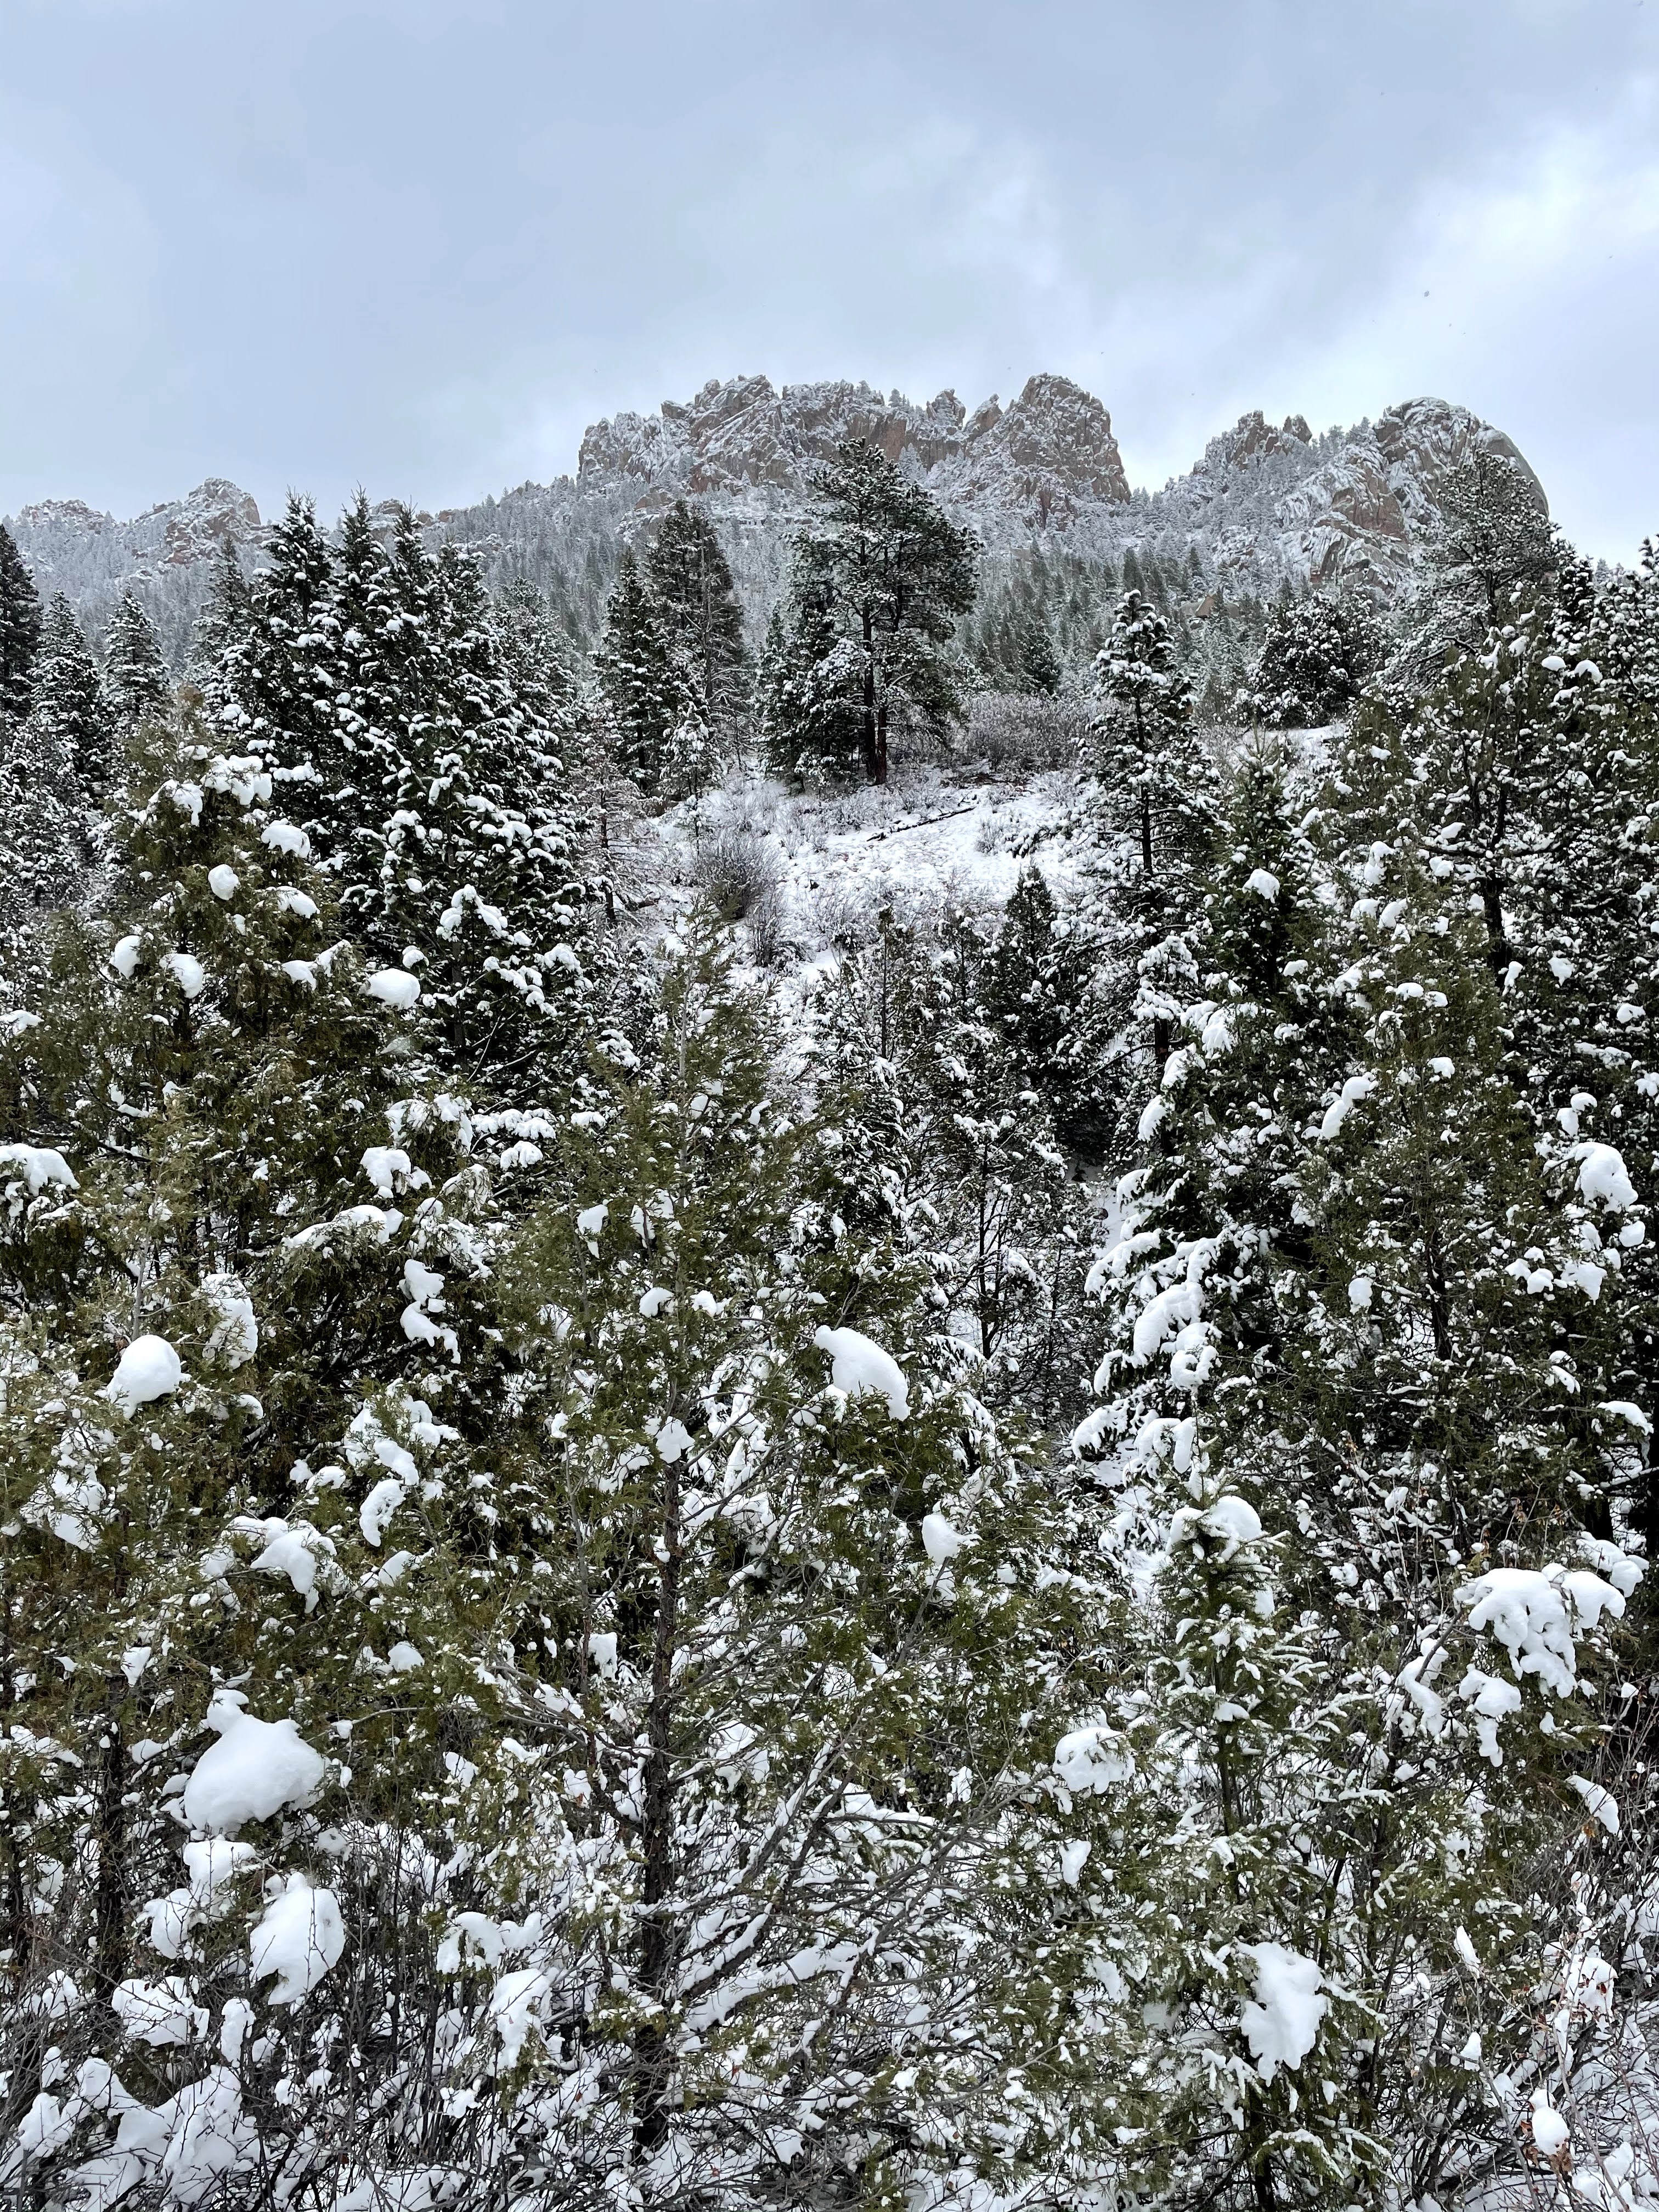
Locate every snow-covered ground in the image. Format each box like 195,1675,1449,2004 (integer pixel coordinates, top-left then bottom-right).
647,760,1092,963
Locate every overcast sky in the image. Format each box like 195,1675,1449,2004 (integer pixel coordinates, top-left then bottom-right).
3,0,1656,557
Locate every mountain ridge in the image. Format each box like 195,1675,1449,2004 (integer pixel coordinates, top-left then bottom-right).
2,375,1548,662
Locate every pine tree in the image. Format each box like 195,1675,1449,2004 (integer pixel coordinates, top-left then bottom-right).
182,539,252,709
980,863,1110,1154
17,595,115,800
775,439,979,786
592,549,690,797
0,523,42,729
1431,445,1560,630
213,498,596,1097
1090,589,1215,1090
756,586,864,788
0,704,539,2201
645,499,749,743
1016,617,1064,697
1248,591,1380,726
101,594,172,730
436,929,1108,2199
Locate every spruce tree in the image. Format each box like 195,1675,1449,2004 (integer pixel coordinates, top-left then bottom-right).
18,595,115,800
592,549,690,797
1090,588,1215,1090
101,594,172,730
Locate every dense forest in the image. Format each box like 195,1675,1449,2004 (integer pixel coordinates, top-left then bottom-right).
0,432,1654,2208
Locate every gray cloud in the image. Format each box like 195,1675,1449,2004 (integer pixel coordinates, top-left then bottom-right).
2,0,1656,556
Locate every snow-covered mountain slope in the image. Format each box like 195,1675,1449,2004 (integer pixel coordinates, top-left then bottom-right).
7,478,263,665
3,376,1546,664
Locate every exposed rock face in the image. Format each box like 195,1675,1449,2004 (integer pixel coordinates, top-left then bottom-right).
12,478,263,588
8,479,264,665
1278,398,1547,599
577,371,1130,534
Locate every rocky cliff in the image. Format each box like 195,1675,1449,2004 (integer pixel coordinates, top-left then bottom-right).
578,371,1131,535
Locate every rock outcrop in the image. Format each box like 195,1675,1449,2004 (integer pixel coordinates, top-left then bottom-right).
577,371,1130,535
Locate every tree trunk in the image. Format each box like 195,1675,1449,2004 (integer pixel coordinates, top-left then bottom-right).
92,1676,128,2004
631,1455,682,2158
861,606,879,783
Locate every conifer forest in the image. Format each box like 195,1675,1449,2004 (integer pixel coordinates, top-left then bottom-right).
3,416,1659,2212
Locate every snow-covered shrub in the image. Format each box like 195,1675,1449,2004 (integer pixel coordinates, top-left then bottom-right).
965,687,1093,771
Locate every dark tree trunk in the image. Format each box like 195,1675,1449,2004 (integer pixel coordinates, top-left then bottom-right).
631,1457,682,2157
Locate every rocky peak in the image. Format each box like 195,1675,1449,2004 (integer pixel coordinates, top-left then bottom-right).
576,370,1129,535
134,478,263,568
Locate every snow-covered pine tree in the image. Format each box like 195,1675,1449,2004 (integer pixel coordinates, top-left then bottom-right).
592,548,689,798
440,928,1112,2204
331,510,595,1094
182,538,252,710
18,596,115,802
101,595,172,732
979,862,1111,1156
1016,618,1064,697
645,499,749,747
778,439,980,786
756,586,864,788
0,702,556,2208
1247,591,1380,727
810,909,1101,1430
1089,588,1216,1097
213,498,596,1098
1063,735,1653,2196
0,523,42,730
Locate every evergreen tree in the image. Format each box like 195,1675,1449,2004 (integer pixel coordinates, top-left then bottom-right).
592,549,690,797
1090,589,1215,1088
101,594,172,730
0,523,42,728
17,595,115,800
772,439,979,785
0,706,536,2202
756,586,864,788
213,498,595,1097
645,499,749,742
182,539,252,709
1248,591,1381,726
980,863,1110,1154
1431,445,1560,630
1016,617,1064,697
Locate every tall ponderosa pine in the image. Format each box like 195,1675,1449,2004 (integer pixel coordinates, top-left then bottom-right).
0,524,42,728
770,439,979,786
1248,591,1380,726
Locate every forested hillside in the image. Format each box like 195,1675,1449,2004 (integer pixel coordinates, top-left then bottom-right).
0,419,1654,2209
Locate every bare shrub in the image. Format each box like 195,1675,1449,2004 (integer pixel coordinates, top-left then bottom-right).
963,690,1094,773
691,826,787,964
